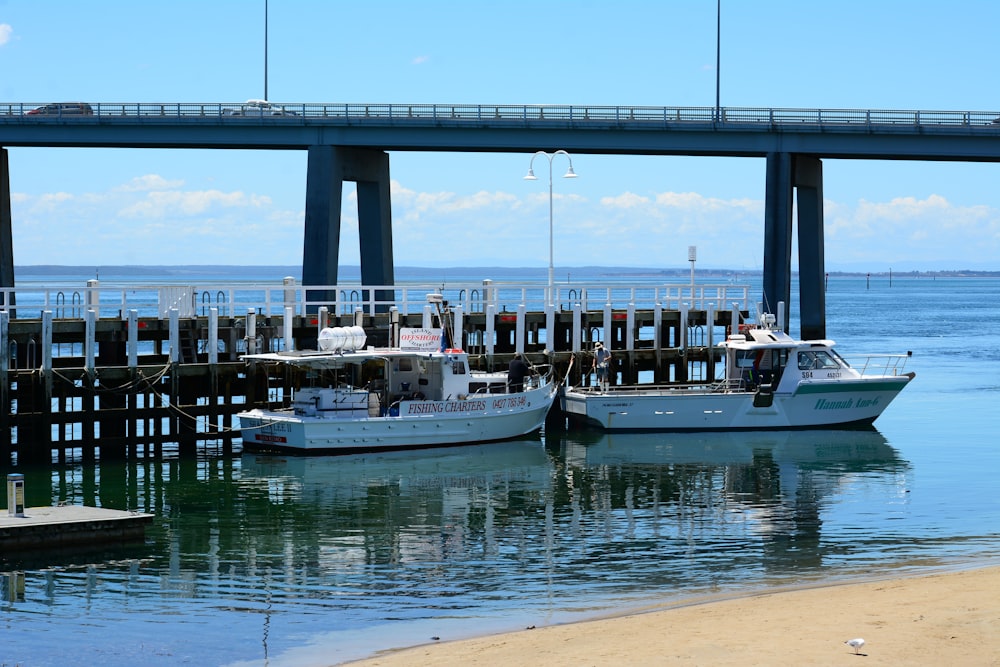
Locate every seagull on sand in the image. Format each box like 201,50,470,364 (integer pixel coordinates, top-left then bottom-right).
845,638,866,654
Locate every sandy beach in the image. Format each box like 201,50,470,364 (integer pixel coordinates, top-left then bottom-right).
342,565,1000,666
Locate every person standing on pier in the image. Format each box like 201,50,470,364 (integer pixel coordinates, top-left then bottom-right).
592,342,612,391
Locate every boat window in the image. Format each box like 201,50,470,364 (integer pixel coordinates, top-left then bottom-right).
734,351,756,368
397,358,413,372
798,350,841,370
828,348,851,367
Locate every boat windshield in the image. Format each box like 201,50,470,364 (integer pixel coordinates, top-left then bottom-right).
797,350,842,371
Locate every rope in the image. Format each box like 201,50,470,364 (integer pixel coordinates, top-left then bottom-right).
45,362,252,435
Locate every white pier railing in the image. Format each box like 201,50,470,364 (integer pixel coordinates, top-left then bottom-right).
0,279,753,321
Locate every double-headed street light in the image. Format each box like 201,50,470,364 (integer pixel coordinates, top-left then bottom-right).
524,150,577,301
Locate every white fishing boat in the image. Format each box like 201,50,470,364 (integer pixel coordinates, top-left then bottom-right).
561,314,915,431
238,296,558,454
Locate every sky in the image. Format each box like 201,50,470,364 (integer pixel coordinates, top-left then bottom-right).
2,0,1000,272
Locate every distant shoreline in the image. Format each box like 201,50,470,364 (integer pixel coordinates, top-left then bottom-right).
12,265,1000,279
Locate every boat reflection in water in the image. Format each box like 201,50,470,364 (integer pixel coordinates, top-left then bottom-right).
237,427,907,582
241,436,553,498
550,427,908,574
559,427,901,468
232,428,909,665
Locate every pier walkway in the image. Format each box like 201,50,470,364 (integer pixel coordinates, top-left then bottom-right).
0,278,753,464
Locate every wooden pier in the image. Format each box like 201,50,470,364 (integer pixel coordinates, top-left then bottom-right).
0,280,752,464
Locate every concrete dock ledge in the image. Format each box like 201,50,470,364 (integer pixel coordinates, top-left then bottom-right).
0,505,154,551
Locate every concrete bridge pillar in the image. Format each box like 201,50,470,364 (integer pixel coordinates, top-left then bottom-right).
0,148,14,312
795,156,826,340
763,152,826,339
302,146,395,310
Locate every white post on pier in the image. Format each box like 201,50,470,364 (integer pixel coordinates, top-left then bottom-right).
453,305,464,350
602,301,612,349
653,301,663,369
626,302,636,353
209,308,220,363
706,303,716,379
127,309,138,368
168,308,180,363
84,308,96,375
247,309,257,355
731,302,741,335
318,306,329,331
485,303,496,359
688,245,697,287
41,310,53,395
545,302,555,355
572,302,582,353
283,276,297,315
679,303,689,352
516,303,526,355
482,279,495,309
86,279,100,319
41,311,52,373
282,306,293,352
422,304,433,330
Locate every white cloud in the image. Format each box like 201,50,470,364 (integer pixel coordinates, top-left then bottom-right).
599,192,650,208
11,176,292,264
823,194,1000,268
411,55,430,65
114,174,185,193
0,25,12,47
9,175,1000,269
119,189,269,218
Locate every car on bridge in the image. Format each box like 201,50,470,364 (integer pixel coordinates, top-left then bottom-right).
26,102,94,116
224,100,297,117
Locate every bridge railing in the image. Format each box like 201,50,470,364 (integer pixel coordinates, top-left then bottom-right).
3,102,999,128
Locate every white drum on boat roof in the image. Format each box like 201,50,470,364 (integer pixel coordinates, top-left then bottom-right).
318,326,368,352
346,325,367,350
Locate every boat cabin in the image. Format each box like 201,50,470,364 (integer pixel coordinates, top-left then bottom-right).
721,325,849,393
282,348,510,420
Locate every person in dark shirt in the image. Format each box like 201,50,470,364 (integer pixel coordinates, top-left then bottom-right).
507,353,532,393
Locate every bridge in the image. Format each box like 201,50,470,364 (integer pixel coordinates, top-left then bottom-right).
4,101,1000,337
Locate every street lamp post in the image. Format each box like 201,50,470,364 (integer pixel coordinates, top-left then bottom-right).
524,150,577,303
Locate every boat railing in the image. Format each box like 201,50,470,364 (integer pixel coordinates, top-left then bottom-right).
527,364,554,388
846,353,912,377
574,381,722,394
709,378,746,393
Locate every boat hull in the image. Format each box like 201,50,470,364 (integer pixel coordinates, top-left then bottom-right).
560,376,913,431
239,383,557,454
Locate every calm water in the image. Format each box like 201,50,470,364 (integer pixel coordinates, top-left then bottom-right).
2,273,1000,667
